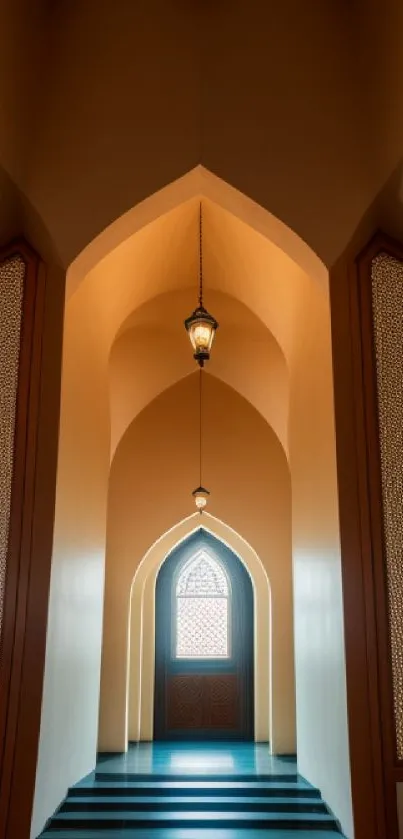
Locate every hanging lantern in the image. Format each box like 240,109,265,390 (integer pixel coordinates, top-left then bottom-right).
192,485,210,512
184,203,218,367
185,305,218,368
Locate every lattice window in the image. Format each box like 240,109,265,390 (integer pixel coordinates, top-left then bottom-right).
175,550,230,659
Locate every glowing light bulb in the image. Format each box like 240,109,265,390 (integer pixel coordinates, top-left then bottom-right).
192,485,210,513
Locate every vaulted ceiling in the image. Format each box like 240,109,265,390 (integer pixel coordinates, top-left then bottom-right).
1,0,403,270
66,194,320,461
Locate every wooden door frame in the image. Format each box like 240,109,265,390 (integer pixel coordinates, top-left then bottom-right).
0,242,64,839
330,232,402,839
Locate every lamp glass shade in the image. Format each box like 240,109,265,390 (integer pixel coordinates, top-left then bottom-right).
184,306,218,366
192,485,210,511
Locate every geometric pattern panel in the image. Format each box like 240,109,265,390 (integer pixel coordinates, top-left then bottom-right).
371,251,403,761
167,674,238,730
176,596,228,658
176,551,229,659
0,255,25,652
176,551,229,596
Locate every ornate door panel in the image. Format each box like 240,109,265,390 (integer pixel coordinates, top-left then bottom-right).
167,674,239,731
154,530,253,741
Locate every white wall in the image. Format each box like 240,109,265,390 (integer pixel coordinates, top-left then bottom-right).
289,282,353,838
31,291,110,838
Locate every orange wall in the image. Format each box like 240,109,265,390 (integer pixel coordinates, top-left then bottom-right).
31,186,352,838
99,373,296,754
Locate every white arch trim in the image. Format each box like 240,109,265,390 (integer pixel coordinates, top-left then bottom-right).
128,512,273,747
67,165,327,299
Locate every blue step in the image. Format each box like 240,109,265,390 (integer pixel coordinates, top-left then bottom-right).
70,780,320,798
95,772,300,783
60,794,327,813
38,744,345,837
40,831,345,839
48,810,340,830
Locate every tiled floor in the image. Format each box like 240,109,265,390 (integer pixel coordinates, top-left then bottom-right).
90,742,298,780
39,742,346,838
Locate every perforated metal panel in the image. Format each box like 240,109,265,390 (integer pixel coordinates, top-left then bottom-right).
0,256,25,648
372,251,403,761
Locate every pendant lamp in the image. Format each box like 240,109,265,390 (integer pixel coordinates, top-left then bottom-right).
184,203,218,367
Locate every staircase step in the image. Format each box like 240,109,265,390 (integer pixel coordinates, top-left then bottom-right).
95,772,300,783
71,780,320,798
41,830,344,839
61,794,326,813
49,810,340,830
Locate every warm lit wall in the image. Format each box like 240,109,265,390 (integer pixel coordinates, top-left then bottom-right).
128,514,271,744
31,183,352,837
29,187,305,836
99,374,296,755
288,280,353,836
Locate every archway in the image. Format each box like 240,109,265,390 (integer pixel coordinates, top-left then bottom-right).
154,529,254,741
128,514,273,748
31,167,351,839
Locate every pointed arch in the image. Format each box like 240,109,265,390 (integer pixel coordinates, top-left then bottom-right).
67,166,327,300
126,512,291,750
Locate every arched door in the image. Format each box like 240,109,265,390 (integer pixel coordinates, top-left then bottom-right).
154,530,254,740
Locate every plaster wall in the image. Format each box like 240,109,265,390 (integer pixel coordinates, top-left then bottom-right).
30,183,350,836
31,285,111,838
288,282,353,836
99,374,296,755
128,514,271,744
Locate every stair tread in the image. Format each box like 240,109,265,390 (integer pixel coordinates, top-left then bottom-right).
42,831,344,839
74,780,315,791
52,809,336,822
64,795,324,806
95,773,300,782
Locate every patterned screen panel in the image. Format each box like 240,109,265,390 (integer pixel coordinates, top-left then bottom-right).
0,255,25,650
167,674,239,730
176,551,230,659
371,251,403,761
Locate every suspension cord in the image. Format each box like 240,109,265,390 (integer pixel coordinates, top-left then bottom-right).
199,202,203,308
199,366,203,487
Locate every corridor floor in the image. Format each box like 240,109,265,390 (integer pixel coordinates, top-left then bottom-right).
39,742,346,838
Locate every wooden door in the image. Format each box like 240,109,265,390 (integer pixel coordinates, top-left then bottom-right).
154,530,254,741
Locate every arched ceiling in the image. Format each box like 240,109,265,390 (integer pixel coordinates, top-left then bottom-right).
2,1,403,267
64,193,325,461
109,372,291,556
109,289,289,459
74,195,312,359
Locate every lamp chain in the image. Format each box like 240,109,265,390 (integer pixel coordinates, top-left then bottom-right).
199,366,203,487
199,202,203,308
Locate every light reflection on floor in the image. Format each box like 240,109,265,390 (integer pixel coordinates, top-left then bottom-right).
94,742,298,779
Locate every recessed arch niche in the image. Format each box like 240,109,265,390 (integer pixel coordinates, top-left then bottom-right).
128,514,275,746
